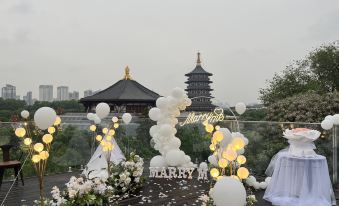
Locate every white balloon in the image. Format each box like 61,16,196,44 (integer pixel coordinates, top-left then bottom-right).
94,116,101,124
122,113,132,124
112,116,119,122
159,124,174,136
150,155,167,169
253,182,260,190
149,108,161,121
265,177,271,184
237,148,245,155
212,177,246,206
219,128,232,148
156,97,167,109
171,87,185,99
168,137,181,149
321,119,333,130
87,113,95,120
95,103,110,119
149,125,159,137
34,107,57,130
21,110,29,119
333,114,339,125
184,155,191,163
235,102,246,115
185,98,192,107
325,115,334,123
165,149,185,166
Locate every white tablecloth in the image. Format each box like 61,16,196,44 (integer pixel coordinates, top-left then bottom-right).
264,152,336,206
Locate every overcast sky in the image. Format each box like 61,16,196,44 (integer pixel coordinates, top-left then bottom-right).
0,0,338,105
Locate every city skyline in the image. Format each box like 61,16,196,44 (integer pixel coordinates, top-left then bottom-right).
1,0,339,105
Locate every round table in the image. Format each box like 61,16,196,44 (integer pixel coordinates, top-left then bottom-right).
264,152,336,206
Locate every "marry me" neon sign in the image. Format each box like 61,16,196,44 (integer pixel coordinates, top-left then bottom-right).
179,108,224,126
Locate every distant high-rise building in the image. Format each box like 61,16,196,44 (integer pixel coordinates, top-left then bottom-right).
69,91,79,100
1,84,16,99
57,86,69,101
39,85,53,102
185,53,215,111
84,90,93,97
23,91,33,105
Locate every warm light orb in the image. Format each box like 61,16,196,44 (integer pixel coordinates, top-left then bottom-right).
42,134,53,144
54,116,61,126
24,138,32,146
102,128,108,134
218,158,228,168
32,155,41,163
222,149,237,161
34,143,44,152
215,125,220,131
48,127,56,134
89,125,96,131
237,167,249,179
108,129,115,136
112,116,119,123
205,124,214,133
237,155,247,165
213,131,224,142
39,151,49,160
96,135,103,141
106,136,112,141
114,123,119,129
232,137,245,150
210,168,220,178
209,144,216,151
15,128,26,137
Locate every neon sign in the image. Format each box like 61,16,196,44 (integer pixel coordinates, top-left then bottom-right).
179,108,224,126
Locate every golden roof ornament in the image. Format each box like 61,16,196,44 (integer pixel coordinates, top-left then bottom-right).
124,66,132,80
197,52,201,66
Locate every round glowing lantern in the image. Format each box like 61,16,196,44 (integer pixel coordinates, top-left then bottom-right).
232,137,245,150
210,168,220,178
39,151,49,160
108,129,115,136
209,144,216,151
96,135,103,141
48,127,56,134
34,143,44,152
15,128,26,138
237,155,247,165
213,131,224,142
24,138,32,146
54,116,61,126
237,167,249,179
106,136,112,141
32,155,41,163
215,125,220,131
218,158,228,168
114,123,119,129
42,134,53,144
89,125,96,131
102,128,108,134
112,116,119,123
205,124,214,133
222,149,237,161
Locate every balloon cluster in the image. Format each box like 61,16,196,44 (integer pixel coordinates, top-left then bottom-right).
148,87,193,167
16,107,61,204
245,176,271,190
86,102,132,125
207,127,249,180
321,114,339,130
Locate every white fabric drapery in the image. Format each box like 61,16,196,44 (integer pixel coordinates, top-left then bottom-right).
264,152,336,206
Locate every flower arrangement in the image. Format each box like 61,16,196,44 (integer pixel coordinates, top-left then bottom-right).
198,191,257,206
41,176,113,206
106,152,145,198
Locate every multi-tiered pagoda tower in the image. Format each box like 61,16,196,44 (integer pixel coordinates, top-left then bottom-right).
185,53,215,112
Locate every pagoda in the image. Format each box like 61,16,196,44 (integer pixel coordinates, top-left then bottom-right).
80,67,160,113
185,52,215,112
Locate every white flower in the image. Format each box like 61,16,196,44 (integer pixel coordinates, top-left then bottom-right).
135,177,140,183
68,189,77,199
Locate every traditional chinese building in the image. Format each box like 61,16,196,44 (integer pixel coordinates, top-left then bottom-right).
80,67,160,113
185,53,215,112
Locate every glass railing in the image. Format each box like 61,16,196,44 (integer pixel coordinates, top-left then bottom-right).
0,119,337,184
